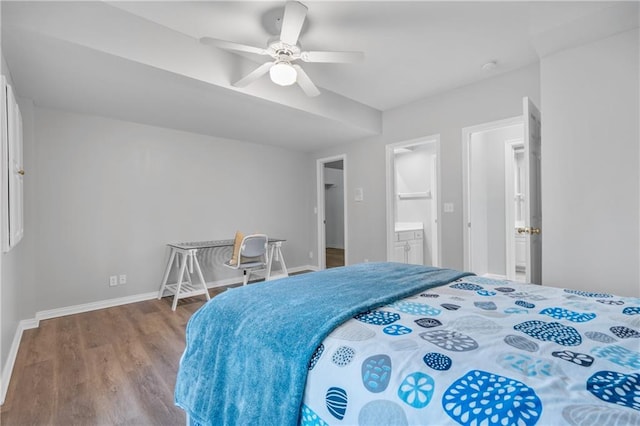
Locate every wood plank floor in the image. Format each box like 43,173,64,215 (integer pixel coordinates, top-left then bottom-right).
0,288,233,426
326,248,345,268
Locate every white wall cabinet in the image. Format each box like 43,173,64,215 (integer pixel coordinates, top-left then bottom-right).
1,76,24,252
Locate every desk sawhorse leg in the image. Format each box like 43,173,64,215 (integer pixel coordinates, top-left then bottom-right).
158,247,210,311
266,241,289,281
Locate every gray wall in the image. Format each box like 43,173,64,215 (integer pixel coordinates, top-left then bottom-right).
312,64,540,270
31,108,314,311
541,28,639,297
1,81,316,388
311,27,640,299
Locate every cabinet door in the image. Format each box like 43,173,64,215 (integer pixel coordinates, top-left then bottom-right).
515,235,526,269
407,239,423,265
393,242,407,263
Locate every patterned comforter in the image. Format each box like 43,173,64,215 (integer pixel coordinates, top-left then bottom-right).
301,275,640,425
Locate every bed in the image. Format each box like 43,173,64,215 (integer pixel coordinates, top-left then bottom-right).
175,262,640,426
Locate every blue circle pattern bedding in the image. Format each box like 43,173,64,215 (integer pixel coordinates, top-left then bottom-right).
301,277,640,425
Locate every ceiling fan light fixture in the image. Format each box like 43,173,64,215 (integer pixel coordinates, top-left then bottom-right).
270,61,297,86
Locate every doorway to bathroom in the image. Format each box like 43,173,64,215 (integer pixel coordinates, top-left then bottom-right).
385,136,440,266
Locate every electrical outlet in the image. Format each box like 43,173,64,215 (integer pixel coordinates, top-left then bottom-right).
109,275,118,287
119,274,127,285
309,251,313,259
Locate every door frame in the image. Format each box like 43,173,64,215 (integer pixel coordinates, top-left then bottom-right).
385,135,441,266
316,155,348,270
462,116,523,272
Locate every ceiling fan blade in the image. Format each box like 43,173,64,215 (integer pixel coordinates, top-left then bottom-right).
293,64,320,97
233,62,275,87
301,50,364,63
280,1,307,46
200,37,268,56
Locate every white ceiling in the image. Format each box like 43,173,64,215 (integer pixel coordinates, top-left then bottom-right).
2,1,637,151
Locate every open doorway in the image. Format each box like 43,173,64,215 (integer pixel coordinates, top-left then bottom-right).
317,155,347,269
464,119,523,280
386,137,440,266
462,98,542,283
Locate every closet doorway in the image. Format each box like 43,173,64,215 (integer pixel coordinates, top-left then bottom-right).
462,97,542,283
385,137,441,266
317,155,348,269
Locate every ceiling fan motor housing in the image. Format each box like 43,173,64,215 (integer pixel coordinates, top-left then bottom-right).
267,39,301,61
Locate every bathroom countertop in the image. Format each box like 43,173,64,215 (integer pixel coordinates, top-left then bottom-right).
395,222,423,232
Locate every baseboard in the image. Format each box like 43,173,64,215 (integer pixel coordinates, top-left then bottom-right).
36,291,160,321
1,264,319,405
290,265,319,273
40,265,319,321
1,318,37,405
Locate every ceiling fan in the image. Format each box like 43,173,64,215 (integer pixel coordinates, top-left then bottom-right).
200,1,364,97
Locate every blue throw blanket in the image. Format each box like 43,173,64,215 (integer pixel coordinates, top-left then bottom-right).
175,262,471,426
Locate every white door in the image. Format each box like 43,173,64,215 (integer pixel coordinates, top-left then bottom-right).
522,97,542,284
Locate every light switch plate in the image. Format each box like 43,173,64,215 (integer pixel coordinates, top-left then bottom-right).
354,187,364,202
444,202,454,213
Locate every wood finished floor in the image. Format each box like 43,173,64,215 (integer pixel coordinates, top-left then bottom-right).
325,248,345,268
0,288,232,426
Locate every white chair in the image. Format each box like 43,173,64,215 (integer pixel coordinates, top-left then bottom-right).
224,234,269,285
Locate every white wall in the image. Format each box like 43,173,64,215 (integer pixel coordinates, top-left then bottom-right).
312,64,540,269
32,108,314,311
541,28,640,297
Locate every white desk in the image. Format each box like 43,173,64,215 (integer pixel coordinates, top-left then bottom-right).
158,238,288,311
